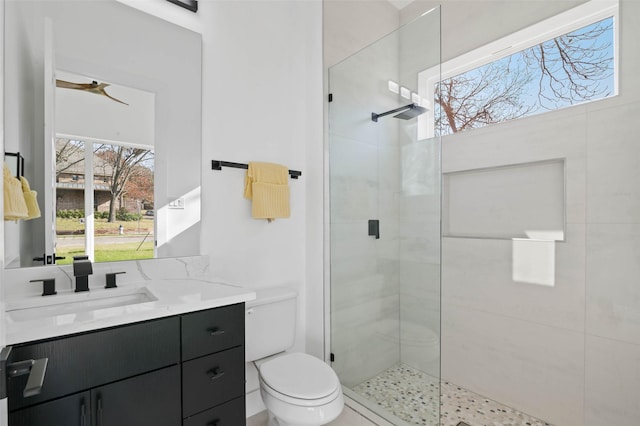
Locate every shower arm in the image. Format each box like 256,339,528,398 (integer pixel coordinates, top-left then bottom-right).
371,103,417,122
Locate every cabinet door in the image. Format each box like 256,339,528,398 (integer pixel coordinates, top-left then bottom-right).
9,391,90,426
92,365,180,426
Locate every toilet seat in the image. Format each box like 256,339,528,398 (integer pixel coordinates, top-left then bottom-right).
259,352,341,405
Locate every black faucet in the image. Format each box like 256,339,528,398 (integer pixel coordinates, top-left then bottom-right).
29,278,57,296
105,272,126,289
73,255,93,292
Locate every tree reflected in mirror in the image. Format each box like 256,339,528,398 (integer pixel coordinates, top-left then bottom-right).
55,138,155,264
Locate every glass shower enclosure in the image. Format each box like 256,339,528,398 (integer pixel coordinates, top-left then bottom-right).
328,8,442,426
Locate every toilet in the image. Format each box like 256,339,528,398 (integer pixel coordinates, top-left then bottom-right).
246,287,344,426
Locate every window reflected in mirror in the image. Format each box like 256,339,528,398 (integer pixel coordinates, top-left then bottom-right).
55,138,155,264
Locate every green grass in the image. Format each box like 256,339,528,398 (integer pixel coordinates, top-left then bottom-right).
55,217,154,264
56,241,154,265
56,218,153,233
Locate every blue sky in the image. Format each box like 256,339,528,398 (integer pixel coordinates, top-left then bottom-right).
436,16,615,134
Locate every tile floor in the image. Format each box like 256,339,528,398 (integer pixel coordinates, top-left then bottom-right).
247,363,554,426
247,404,379,426
353,364,553,426
353,364,439,425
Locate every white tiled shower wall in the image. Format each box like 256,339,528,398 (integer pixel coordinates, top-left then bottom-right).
433,1,640,425
328,0,640,425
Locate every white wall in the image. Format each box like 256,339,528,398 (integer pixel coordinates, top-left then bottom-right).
197,0,323,416
400,0,586,57
324,0,400,69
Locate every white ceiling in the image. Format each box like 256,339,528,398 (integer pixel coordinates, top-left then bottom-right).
387,0,415,10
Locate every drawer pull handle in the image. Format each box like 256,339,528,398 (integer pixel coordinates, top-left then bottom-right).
208,328,225,337
207,368,225,380
206,420,220,426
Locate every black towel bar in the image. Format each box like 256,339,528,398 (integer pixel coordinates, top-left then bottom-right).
211,160,301,179
4,151,24,178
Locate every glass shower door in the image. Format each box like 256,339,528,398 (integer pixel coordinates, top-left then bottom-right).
328,7,442,426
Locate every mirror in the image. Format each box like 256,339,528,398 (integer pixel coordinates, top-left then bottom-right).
4,0,202,268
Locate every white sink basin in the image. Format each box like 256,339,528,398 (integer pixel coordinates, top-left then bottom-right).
6,287,157,322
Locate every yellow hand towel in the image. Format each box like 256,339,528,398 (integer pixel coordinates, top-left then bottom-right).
251,182,290,220
3,162,28,221
244,162,290,221
20,176,41,220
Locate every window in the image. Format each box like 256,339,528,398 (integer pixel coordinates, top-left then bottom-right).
419,0,618,138
54,137,155,264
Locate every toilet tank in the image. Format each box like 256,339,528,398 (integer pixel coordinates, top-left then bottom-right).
245,286,297,362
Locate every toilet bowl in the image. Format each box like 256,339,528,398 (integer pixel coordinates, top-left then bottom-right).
258,352,344,426
246,288,344,426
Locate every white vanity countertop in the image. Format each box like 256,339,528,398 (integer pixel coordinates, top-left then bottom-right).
4,279,256,345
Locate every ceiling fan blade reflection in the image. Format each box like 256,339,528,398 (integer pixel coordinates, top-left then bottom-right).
55,79,129,106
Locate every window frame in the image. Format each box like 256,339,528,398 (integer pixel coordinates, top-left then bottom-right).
55,134,156,263
418,0,619,139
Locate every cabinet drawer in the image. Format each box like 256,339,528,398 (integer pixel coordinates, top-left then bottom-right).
183,396,245,426
182,346,245,417
8,316,180,411
181,303,244,361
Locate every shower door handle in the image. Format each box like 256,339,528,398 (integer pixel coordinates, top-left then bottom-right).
368,219,380,239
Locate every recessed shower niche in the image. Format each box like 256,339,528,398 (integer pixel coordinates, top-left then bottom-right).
443,159,566,241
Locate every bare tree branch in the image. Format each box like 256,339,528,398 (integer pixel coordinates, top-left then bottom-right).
94,145,154,222
436,17,613,135
521,18,613,108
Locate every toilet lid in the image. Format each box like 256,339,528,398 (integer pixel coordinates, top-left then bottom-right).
260,352,339,400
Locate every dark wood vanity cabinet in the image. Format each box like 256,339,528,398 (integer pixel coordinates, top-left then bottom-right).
10,367,181,426
181,303,246,425
7,303,246,426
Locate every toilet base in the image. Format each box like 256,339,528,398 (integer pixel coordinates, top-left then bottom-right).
266,408,341,426
267,411,289,426
261,388,344,426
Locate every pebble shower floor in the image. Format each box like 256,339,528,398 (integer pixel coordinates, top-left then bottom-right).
352,364,553,426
